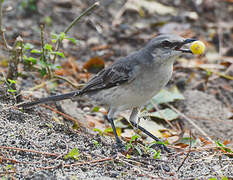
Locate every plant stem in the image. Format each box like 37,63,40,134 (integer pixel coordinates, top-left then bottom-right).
53,75,84,89
40,23,52,78
52,1,99,64
0,0,12,50
64,2,99,34
40,23,46,62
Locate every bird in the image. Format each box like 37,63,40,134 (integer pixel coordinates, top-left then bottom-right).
18,34,196,152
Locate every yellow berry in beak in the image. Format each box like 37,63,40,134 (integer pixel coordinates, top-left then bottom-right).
190,41,206,55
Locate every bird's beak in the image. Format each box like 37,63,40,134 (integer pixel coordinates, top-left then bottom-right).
175,38,197,53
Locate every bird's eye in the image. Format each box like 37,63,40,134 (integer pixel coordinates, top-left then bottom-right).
162,40,172,48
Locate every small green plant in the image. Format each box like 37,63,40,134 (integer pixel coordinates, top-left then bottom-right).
21,0,37,12
0,164,15,179
23,31,77,78
93,140,100,147
7,79,17,95
209,177,228,180
215,141,233,154
93,128,104,136
145,141,161,159
64,147,79,160
125,134,142,155
92,106,100,112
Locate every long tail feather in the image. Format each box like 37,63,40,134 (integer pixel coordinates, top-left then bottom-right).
17,91,81,108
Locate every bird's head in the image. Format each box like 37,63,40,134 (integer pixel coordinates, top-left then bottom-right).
146,34,196,60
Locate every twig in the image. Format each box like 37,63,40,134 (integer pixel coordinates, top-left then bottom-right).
28,79,57,91
0,145,60,157
6,36,23,83
40,23,46,62
38,157,113,170
52,1,99,64
40,23,52,78
176,131,192,171
53,75,84,88
41,104,81,126
166,103,214,143
64,2,99,34
150,100,175,130
116,154,160,179
0,156,26,164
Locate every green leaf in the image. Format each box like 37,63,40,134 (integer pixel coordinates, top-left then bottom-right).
103,127,113,133
24,56,37,64
216,141,224,147
221,176,228,180
93,140,100,147
51,33,58,39
92,106,100,112
44,44,53,52
56,66,61,69
24,43,34,50
7,79,16,84
126,154,131,159
59,32,66,41
39,58,49,67
31,49,42,54
67,37,77,44
39,68,47,76
215,141,233,153
93,128,103,136
153,149,161,159
64,148,79,160
4,165,13,170
129,134,140,144
52,51,65,58
44,16,52,26
147,108,179,121
151,86,185,105
8,89,17,93
51,39,57,43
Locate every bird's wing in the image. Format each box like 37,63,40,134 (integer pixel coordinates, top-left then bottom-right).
80,61,134,94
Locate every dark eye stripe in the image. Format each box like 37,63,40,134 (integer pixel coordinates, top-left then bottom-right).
162,40,173,48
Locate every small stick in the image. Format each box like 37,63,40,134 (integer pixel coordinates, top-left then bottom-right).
53,75,84,88
0,145,60,157
52,2,99,64
176,131,192,171
150,100,175,130
166,103,214,143
38,157,113,170
41,104,81,126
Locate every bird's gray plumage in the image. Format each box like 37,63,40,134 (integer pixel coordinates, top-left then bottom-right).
18,34,196,152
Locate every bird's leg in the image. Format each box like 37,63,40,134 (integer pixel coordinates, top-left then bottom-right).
129,107,140,133
107,109,124,148
129,107,170,153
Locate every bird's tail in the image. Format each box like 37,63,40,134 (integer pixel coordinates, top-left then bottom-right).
17,91,81,108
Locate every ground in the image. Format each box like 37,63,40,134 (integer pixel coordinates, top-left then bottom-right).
0,0,232,179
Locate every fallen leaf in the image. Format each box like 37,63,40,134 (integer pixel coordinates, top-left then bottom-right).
83,56,105,73
126,0,177,16
151,86,185,105
147,108,179,121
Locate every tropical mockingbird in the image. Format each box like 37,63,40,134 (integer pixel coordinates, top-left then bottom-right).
18,34,196,152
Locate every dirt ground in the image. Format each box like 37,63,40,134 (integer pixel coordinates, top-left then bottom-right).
0,0,233,179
